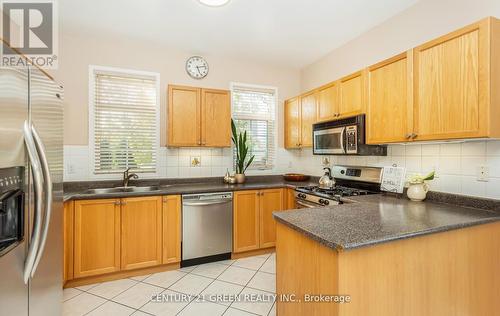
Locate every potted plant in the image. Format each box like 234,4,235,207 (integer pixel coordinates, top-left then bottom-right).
231,119,255,183
406,171,435,201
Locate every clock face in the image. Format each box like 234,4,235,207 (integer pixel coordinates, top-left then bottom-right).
186,56,209,79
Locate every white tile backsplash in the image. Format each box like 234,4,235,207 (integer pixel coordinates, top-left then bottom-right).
287,140,500,200
63,140,500,200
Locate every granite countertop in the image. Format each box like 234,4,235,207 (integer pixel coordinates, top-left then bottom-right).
273,194,500,252
64,176,316,201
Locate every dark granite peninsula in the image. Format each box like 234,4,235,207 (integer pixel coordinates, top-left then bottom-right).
273,194,500,316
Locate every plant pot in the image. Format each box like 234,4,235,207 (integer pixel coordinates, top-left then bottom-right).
234,173,246,184
407,183,429,202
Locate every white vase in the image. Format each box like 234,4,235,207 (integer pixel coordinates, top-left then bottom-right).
407,183,429,202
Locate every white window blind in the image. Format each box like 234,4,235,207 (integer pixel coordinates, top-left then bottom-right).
92,70,158,174
232,84,276,170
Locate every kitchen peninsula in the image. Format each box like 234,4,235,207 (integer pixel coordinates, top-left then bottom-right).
273,194,500,316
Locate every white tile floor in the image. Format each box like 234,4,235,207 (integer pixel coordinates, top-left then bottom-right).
63,253,276,316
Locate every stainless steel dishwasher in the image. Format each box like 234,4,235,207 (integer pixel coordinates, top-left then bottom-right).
182,192,233,266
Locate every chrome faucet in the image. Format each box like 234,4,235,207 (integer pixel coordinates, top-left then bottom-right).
123,167,139,187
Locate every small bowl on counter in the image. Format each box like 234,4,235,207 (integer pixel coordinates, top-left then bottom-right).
283,173,310,182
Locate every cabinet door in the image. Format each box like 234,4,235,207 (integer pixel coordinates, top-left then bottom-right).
121,196,162,270
74,199,120,278
413,21,488,140
201,88,231,147
168,85,201,146
162,195,181,264
339,71,366,117
317,82,339,121
367,52,413,144
300,91,318,147
233,190,260,253
63,201,74,282
259,189,284,248
284,97,300,149
284,188,296,210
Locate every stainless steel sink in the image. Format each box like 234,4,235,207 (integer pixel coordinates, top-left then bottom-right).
84,186,160,194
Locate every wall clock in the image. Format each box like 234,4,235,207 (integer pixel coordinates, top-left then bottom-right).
186,56,209,79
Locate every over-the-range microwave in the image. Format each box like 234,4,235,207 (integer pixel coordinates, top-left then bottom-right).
312,114,387,156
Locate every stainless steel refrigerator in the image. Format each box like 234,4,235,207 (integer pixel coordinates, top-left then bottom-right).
0,65,63,315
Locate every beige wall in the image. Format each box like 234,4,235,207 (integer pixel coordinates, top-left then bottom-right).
301,0,500,91
53,32,301,146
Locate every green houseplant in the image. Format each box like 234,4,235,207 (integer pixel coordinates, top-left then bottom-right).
231,119,255,183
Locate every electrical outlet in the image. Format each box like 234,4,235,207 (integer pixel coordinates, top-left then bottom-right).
66,163,76,175
477,165,489,182
322,157,330,167
190,156,201,167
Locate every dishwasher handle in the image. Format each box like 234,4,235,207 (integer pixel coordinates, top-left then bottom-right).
183,199,232,207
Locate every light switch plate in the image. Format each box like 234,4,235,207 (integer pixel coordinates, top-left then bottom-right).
477,165,489,182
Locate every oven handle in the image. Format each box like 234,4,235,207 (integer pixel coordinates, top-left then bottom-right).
295,200,319,209
30,124,52,278
22,121,43,284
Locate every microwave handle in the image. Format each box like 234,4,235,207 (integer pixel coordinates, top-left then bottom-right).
341,127,347,154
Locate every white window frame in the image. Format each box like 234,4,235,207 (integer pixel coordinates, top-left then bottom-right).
230,82,278,171
88,65,161,179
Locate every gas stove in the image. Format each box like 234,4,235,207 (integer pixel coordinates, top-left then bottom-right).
294,165,383,208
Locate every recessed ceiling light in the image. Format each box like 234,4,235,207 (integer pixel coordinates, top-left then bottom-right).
198,0,231,7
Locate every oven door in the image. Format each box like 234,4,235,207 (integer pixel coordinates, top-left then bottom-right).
313,127,345,155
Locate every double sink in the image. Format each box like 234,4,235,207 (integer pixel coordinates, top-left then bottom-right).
84,186,163,194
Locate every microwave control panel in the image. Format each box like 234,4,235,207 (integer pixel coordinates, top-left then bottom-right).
345,126,357,154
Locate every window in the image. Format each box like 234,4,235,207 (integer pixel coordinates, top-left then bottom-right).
89,66,160,176
231,83,277,170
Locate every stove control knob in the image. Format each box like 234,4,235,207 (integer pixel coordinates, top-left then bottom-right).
323,200,330,205
298,193,306,199
319,199,325,204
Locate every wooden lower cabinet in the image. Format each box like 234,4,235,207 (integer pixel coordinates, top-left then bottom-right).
233,189,284,253
162,195,182,264
233,190,260,253
121,196,163,270
63,201,74,282
259,189,284,248
68,195,182,282
73,199,121,278
285,188,296,209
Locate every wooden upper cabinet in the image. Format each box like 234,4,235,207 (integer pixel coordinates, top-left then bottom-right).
299,91,318,147
339,70,366,118
73,199,121,278
284,97,300,149
168,85,231,147
201,88,231,147
121,196,162,270
162,195,181,264
317,82,339,121
233,190,260,253
259,189,284,249
367,52,413,144
168,85,200,146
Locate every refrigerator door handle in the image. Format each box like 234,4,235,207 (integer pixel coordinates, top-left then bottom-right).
30,124,52,278
22,121,44,284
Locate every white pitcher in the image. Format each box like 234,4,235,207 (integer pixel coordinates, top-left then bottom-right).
407,183,429,202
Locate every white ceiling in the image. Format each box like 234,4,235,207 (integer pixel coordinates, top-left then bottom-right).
60,0,418,69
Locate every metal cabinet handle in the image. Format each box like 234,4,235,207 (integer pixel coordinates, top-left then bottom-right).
405,134,412,139
30,124,53,278
114,201,121,206
22,121,43,284
411,133,418,139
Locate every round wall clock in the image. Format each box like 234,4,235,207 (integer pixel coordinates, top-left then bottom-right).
186,56,209,79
